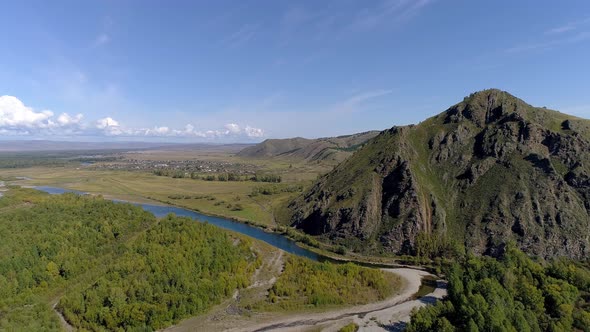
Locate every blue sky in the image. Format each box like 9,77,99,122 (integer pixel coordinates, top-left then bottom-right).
1,0,590,142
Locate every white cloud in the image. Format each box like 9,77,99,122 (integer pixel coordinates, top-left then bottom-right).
0,96,265,140
546,17,590,35
245,126,264,138
506,31,590,54
93,33,111,47
547,25,575,35
0,96,88,136
224,123,241,134
508,17,590,54
349,0,434,32
181,123,264,139
96,117,119,129
345,89,393,105
222,123,265,138
96,117,127,136
145,126,170,136
57,113,83,126
92,117,264,140
276,1,433,46
221,24,259,48
184,124,195,133
331,89,393,114
0,96,54,130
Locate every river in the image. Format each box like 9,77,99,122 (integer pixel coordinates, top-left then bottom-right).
34,186,320,261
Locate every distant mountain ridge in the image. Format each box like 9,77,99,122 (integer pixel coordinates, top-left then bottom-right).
0,140,252,153
237,131,380,163
287,89,590,259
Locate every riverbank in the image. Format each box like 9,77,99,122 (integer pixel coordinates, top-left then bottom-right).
32,184,434,271
163,267,446,332
1,170,433,269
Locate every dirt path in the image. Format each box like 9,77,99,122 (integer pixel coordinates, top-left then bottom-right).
162,248,286,332
248,250,284,289
344,279,447,332
52,299,74,332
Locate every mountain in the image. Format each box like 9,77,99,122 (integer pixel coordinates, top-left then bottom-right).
237,131,380,163
287,89,590,259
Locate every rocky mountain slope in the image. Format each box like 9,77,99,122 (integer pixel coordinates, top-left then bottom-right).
287,89,590,259
237,131,379,164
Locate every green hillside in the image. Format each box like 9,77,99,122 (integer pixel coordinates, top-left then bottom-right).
287,89,590,259
237,131,380,164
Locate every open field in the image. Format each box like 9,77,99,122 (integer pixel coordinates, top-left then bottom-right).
121,148,335,182
0,145,337,228
0,166,305,227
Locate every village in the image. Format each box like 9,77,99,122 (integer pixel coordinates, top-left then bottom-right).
90,157,260,175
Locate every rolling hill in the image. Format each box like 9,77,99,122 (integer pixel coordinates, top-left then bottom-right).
237,131,380,164
287,89,590,259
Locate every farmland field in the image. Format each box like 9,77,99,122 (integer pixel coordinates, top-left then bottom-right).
0,148,330,228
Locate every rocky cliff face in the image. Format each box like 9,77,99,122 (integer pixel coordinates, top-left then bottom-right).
288,89,590,259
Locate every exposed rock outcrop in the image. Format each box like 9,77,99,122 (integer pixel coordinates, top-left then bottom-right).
287,89,590,259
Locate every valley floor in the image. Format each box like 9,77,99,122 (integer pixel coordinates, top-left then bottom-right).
0,166,297,228
0,170,447,331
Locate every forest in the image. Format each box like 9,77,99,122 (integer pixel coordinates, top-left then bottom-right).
153,169,282,183
406,245,590,332
0,188,157,330
258,256,401,310
58,216,259,330
0,188,258,330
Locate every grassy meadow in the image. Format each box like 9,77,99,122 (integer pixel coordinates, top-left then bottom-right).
0,167,291,227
